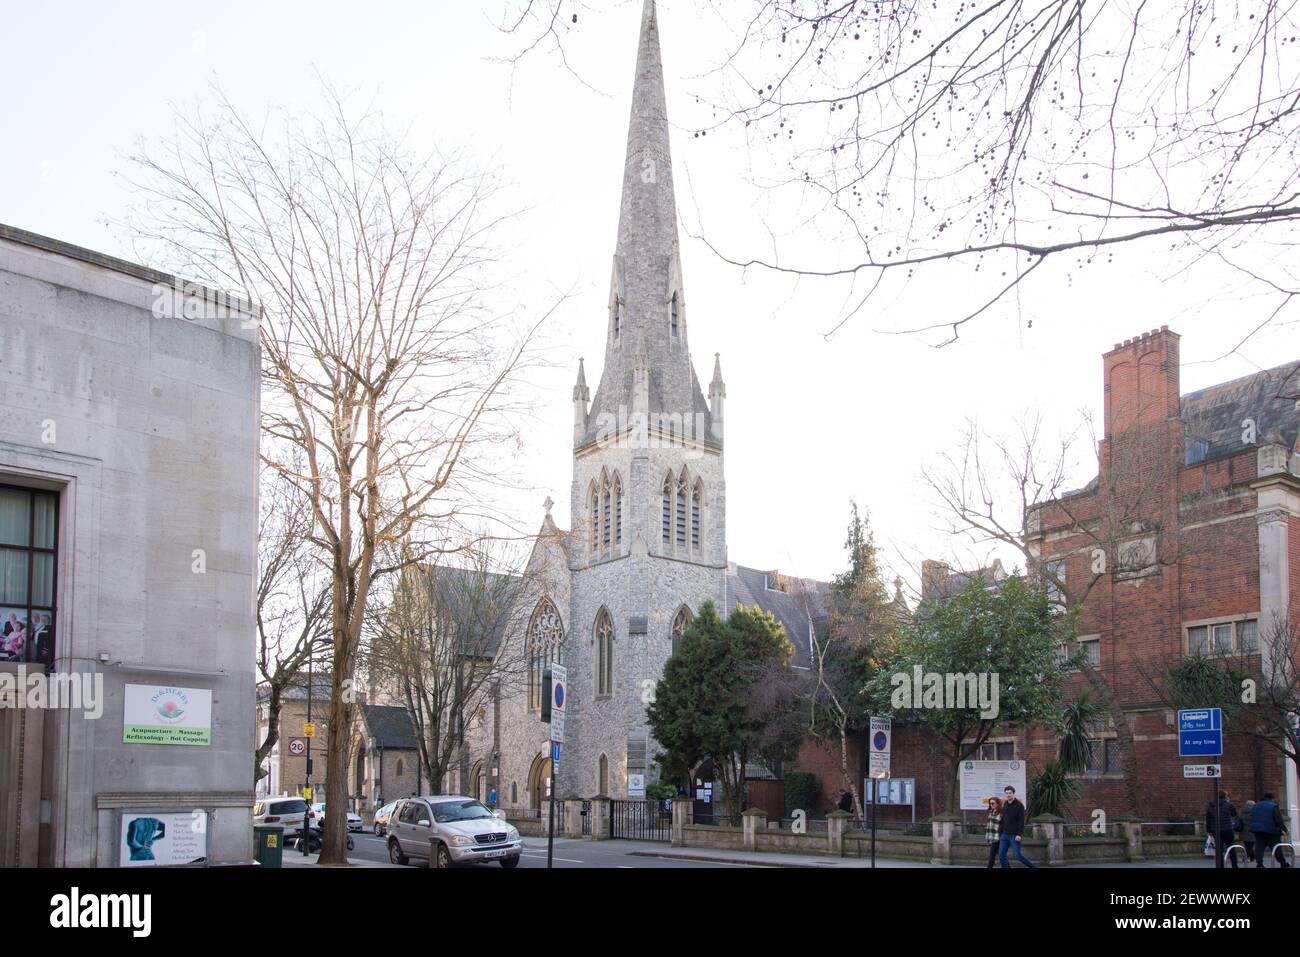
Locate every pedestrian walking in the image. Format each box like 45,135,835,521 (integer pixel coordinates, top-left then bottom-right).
1204,790,1239,868
997,786,1036,869
985,797,1003,868
1250,792,1291,868
1239,800,1256,863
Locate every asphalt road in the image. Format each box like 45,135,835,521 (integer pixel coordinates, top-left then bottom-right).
348,831,752,869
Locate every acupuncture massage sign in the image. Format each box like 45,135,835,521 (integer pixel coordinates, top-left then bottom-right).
122,684,213,746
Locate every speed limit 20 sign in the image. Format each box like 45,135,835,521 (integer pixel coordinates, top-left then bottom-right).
288,737,307,756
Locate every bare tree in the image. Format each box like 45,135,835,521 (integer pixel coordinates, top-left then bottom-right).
922,412,1189,814
127,87,552,862
364,539,534,796
504,1,1300,341
255,463,330,787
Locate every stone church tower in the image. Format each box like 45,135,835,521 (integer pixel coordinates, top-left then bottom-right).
565,0,727,797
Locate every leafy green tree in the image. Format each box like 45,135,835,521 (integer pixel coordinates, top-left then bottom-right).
867,575,1070,813
648,600,795,820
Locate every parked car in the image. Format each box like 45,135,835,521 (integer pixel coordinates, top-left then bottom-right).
372,801,399,836
312,803,363,832
253,796,316,841
386,796,521,869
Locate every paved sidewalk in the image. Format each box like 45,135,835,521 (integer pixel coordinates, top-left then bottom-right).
281,850,398,868
625,845,931,868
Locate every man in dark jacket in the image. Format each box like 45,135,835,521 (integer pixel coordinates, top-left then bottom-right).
997,786,1036,869
1250,793,1291,868
1205,791,1240,867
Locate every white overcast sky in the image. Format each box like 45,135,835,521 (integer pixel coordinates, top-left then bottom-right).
3,1,1296,587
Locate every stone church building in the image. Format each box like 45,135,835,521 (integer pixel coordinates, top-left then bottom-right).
460,0,826,816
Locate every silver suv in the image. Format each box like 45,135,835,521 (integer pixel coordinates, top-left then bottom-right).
386,796,521,869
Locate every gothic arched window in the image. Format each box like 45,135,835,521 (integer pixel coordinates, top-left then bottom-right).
671,605,694,656
661,474,672,546
601,471,611,550
613,473,623,546
670,292,679,337
595,607,614,696
528,598,564,713
675,472,688,547
599,754,609,795
691,480,702,551
589,482,599,553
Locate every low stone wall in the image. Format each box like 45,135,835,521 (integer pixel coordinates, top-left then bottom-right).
845,831,931,861
682,824,745,850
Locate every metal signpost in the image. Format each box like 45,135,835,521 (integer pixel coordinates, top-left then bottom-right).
543,663,566,869
868,716,891,869
1179,708,1224,868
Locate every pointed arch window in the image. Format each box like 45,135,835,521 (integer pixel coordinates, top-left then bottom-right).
671,605,693,656
670,292,679,337
598,754,609,795
589,482,599,553
675,472,688,547
595,608,614,696
661,474,672,546
528,598,565,713
601,471,611,550
691,480,702,550
613,473,623,546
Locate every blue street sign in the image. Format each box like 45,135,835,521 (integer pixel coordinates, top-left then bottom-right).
552,742,561,762
1178,708,1223,757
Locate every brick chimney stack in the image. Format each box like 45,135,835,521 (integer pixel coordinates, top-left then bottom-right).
1102,325,1181,439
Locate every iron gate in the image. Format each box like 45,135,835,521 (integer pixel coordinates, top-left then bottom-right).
580,800,591,836
609,799,671,841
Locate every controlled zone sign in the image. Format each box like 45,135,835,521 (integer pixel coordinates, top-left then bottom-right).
868,716,891,779
549,663,566,743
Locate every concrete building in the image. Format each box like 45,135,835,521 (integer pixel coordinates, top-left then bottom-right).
0,224,259,866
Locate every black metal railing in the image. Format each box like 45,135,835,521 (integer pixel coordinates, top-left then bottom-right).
609,799,672,841
580,800,592,836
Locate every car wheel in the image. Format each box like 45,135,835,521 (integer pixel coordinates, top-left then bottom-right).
434,843,453,870
499,856,520,869
388,839,408,866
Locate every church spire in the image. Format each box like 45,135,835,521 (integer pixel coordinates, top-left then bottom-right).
580,0,717,449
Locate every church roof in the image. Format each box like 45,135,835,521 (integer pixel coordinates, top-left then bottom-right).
358,704,419,750
579,0,717,448
727,564,829,669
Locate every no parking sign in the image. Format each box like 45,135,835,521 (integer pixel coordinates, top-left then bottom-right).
869,716,891,779
550,663,566,744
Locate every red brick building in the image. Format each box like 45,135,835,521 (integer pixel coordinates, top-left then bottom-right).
1022,327,1299,826
793,329,1299,829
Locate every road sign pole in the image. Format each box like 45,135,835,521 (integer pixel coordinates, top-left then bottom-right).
869,778,877,869
546,757,555,870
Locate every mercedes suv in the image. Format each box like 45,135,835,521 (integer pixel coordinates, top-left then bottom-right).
386,795,521,869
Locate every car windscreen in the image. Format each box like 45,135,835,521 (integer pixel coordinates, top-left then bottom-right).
431,800,494,824
273,800,308,815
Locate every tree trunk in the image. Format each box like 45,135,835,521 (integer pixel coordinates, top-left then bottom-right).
254,689,284,785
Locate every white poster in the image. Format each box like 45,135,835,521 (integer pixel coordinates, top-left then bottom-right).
119,810,208,866
628,773,645,798
959,760,1028,810
123,684,212,745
